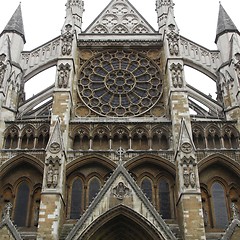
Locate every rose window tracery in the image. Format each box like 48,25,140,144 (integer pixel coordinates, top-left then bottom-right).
78,50,163,117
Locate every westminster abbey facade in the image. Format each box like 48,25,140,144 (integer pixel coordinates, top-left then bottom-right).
0,0,240,239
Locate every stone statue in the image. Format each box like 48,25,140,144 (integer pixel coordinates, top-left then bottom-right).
189,166,196,188
183,166,190,188
47,165,53,187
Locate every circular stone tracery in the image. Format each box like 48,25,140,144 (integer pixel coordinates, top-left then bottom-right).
78,50,163,117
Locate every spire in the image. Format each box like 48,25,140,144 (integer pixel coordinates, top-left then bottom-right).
1,4,25,43
215,3,239,43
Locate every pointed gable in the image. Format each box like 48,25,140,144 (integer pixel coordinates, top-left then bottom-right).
0,203,22,240
177,118,196,154
84,0,156,34
221,219,240,240
46,119,64,155
215,4,239,43
66,164,177,240
1,4,26,43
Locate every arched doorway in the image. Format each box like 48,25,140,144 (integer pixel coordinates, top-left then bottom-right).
80,205,165,240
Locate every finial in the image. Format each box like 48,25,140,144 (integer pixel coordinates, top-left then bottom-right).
116,147,126,164
3,202,13,220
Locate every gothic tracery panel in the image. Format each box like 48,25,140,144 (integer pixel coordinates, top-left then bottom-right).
78,50,163,117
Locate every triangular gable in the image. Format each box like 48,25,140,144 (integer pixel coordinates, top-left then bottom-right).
66,164,177,240
221,219,240,240
176,118,196,154
46,118,64,153
84,0,156,34
0,218,22,240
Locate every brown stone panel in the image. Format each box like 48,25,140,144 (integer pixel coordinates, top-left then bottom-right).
37,194,65,240
177,194,205,240
0,226,15,240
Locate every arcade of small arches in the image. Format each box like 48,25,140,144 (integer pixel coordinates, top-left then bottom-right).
3,124,50,150
3,123,239,151
0,155,239,233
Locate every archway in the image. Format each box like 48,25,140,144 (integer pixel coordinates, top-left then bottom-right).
80,205,165,240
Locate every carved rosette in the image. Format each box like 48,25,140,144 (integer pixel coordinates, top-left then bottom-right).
112,182,130,200
170,63,183,88
57,63,71,88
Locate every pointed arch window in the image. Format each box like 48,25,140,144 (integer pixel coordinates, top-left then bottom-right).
70,178,83,219
14,181,30,227
88,178,100,204
211,182,229,228
141,178,153,202
159,179,171,219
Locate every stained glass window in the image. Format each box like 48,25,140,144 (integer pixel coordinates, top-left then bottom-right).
70,178,83,219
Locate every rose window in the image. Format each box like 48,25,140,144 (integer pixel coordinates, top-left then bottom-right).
78,50,163,117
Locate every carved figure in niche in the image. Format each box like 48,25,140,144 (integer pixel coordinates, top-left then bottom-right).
183,166,190,188
112,182,130,200
0,53,7,87
52,168,59,187
47,165,54,187
167,28,179,56
231,202,239,220
61,25,73,56
189,166,196,188
46,156,61,188
183,164,196,188
170,63,183,88
57,64,71,88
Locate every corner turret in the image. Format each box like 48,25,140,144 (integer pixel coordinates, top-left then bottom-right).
215,3,240,63
64,0,84,34
156,0,174,35
0,4,25,63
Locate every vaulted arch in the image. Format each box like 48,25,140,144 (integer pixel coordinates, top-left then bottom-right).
66,154,117,176
80,205,166,240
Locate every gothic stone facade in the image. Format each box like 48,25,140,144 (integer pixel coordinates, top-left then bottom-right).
0,1,240,240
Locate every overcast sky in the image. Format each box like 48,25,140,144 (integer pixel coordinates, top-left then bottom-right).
0,0,239,50
0,0,239,99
